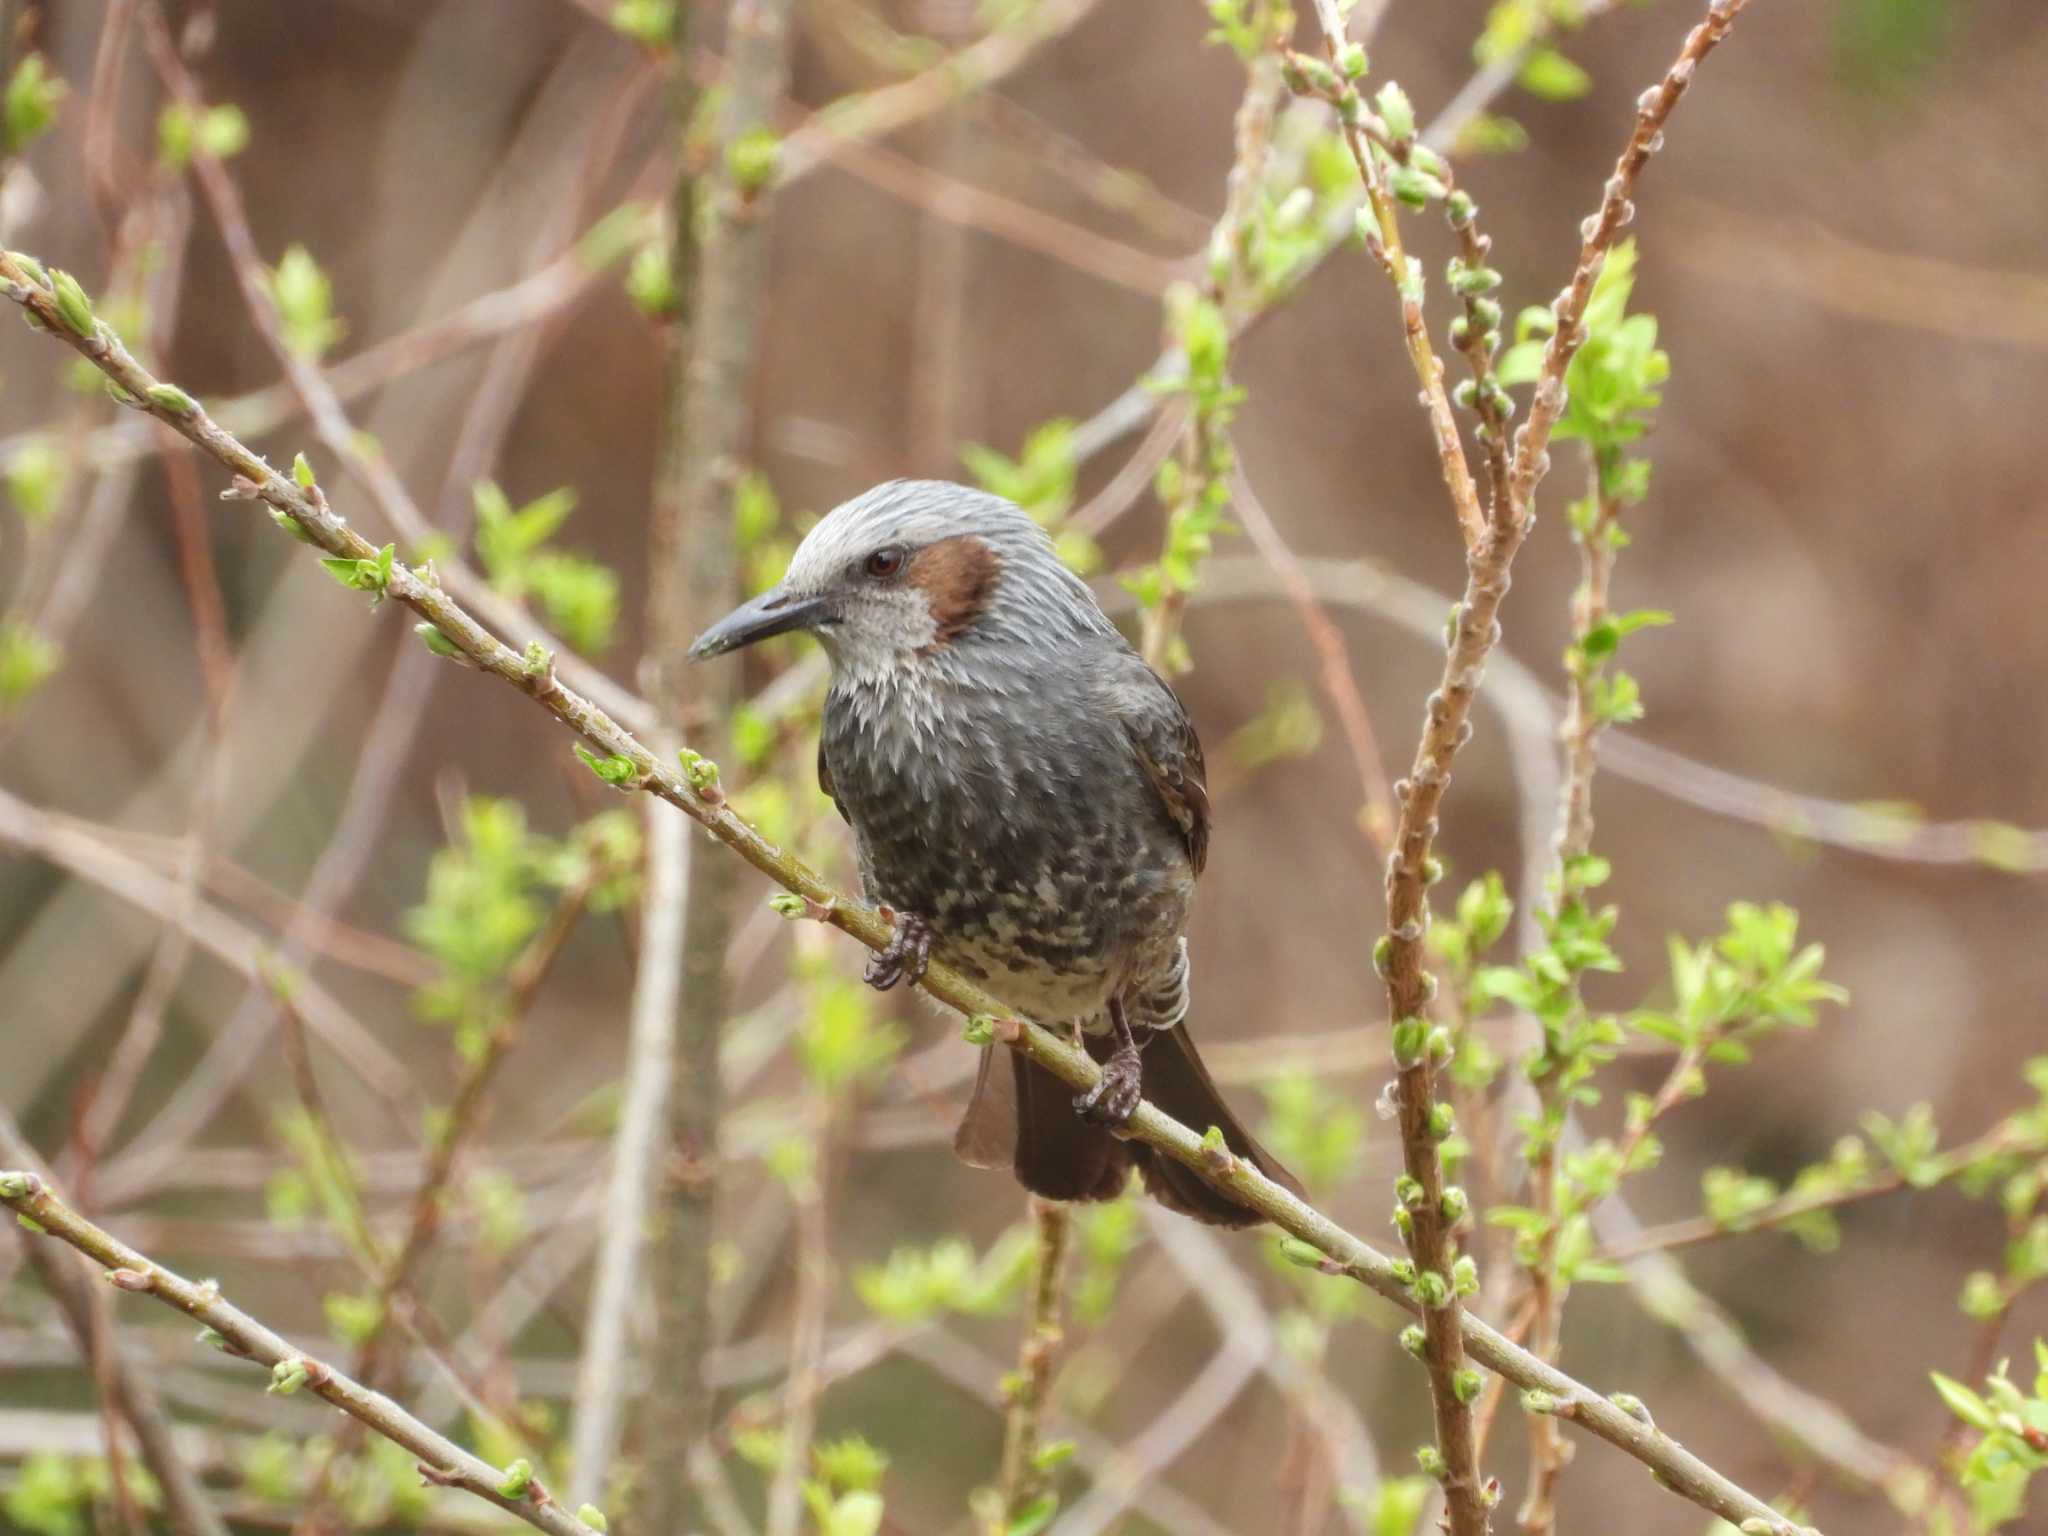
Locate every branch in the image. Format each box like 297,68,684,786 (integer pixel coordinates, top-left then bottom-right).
0,1115,228,1536
0,228,1810,1536
637,0,796,1525
0,1172,602,1536
989,1198,1072,1531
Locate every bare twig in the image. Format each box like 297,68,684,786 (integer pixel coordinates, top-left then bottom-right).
0,783,418,1121
779,0,1102,183
0,1114,228,1536
0,1173,602,1535
989,1198,1072,1531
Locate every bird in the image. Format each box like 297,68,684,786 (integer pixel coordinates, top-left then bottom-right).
690,479,1302,1226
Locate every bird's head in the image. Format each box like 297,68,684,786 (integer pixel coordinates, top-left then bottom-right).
688,480,1108,677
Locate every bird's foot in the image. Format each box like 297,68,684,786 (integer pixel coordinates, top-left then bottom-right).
864,910,933,992
1075,1040,1143,1127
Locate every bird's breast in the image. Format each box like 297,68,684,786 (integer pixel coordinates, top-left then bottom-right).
821,673,1192,1022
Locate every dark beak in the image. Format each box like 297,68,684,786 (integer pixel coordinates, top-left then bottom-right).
687,587,829,660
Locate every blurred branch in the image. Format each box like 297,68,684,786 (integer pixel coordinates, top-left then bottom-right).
0,783,418,1119
565,805,685,1507
134,2,650,732
1231,469,1396,859
0,240,1815,1536
988,1198,1071,1533
1666,194,2048,349
1185,548,2048,871
0,1172,604,1536
636,0,794,1526
778,0,1102,182
763,1098,833,1536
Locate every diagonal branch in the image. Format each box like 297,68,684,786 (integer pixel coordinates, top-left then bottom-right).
0,1171,602,1536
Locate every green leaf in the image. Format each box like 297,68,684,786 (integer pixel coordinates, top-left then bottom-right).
1931,1371,1998,1432
1519,48,1592,101
610,0,676,46
267,246,344,360
4,55,66,155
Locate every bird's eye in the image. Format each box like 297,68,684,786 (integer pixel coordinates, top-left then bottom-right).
864,546,906,579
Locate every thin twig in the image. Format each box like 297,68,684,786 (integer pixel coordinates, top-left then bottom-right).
0,1173,602,1535
0,1113,229,1536
989,1198,1072,1530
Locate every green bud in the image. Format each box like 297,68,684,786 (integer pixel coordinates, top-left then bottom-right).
49,268,96,338
269,508,316,544
0,1171,31,1199
726,127,781,194
577,1506,610,1534
523,640,553,677
1387,165,1445,209
1452,1367,1483,1404
1426,1028,1453,1064
146,382,198,415
1452,1254,1479,1295
1413,1269,1450,1308
195,1327,233,1353
1375,82,1416,141
268,1359,310,1396
1390,1258,1416,1286
292,451,316,489
1428,1103,1455,1140
414,622,462,660
1416,1445,1446,1480
1338,43,1368,79
1373,934,1394,976
1395,1174,1425,1208
1522,1388,1558,1415
1448,260,1503,297
1278,1237,1326,1269
769,891,807,920
1398,1324,1427,1357
1610,1392,1651,1424
1393,1206,1413,1239
574,744,640,787
1440,1186,1469,1224
1421,855,1445,885
677,746,721,791
9,252,49,289
1200,1124,1229,1156
497,1458,533,1499
1391,1015,1427,1067
961,1013,997,1045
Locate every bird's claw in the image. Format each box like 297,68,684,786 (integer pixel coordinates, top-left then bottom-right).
864,911,933,992
1075,1043,1143,1127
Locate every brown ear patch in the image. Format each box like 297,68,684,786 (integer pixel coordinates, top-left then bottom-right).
907,535,1002,650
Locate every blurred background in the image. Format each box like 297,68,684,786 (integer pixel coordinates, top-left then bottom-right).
3,0,2047,1532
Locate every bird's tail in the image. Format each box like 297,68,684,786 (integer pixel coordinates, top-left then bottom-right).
953,1025,1305,1227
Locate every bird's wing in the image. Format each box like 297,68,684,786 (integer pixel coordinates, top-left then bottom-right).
1114,657,1211,879
817,738,850,826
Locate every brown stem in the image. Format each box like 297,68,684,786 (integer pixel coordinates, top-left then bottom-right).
0,1172,601,1535
990,1198,1073,1530
639,0,794,1526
